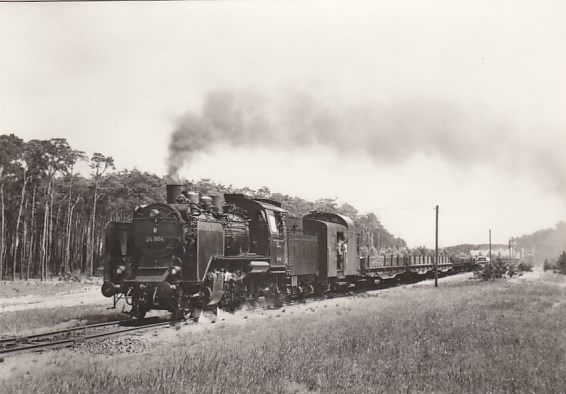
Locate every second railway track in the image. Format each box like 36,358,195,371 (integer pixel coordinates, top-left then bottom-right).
0,316,173,356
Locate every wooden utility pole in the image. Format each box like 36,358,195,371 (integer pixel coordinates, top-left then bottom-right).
489,229,492,261
434,205,438,287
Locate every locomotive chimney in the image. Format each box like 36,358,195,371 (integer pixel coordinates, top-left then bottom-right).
166,184,182,204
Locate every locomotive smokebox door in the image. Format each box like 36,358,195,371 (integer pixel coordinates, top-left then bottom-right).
131,203,182,268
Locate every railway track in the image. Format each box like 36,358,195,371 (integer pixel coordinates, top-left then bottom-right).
0,316,173,356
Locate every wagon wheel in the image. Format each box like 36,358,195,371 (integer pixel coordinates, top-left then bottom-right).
266,286,284,308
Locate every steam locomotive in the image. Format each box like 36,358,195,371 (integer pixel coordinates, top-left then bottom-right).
102,184,466,319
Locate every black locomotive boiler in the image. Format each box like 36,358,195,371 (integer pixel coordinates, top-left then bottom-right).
102,184,459,319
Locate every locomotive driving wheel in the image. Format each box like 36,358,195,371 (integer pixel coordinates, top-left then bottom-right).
131,302,148,319
221,279,246,312
171,306,186,321
170,291,189,321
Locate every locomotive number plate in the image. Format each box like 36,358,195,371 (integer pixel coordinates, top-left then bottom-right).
145,235,165,242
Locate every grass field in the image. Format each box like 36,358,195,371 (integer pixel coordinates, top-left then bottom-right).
2,273,566,393
0,304,126,337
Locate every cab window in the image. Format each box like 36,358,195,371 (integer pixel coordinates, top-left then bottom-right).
267,211,279,235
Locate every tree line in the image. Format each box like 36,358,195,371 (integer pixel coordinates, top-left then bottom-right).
0,134,165,280
0,134,405,281
511,221,566,265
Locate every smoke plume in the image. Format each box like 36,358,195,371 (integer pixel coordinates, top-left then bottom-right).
167,89,565,196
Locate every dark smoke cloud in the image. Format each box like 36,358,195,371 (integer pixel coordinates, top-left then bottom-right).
167,89,564,196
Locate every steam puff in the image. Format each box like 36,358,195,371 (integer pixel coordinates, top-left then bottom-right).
167,89,563,196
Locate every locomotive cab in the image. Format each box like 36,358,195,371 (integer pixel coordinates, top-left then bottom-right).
224,194,288,271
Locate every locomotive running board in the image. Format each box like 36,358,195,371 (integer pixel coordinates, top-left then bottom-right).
269,265,287,273
249,261,270,273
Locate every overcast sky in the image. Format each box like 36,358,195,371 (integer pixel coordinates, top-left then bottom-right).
1,0,565,247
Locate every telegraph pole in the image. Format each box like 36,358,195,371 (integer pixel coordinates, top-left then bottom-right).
434,205,438,287
489,229,492,261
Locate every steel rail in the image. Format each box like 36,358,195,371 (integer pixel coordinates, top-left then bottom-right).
0,318,172,356
0,319,132,346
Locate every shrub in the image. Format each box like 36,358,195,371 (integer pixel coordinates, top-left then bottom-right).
474,258,517,281
517,261,533,272
557,252,566,274
57,271,88,283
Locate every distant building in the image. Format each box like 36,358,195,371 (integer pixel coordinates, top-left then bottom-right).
470,248,518,259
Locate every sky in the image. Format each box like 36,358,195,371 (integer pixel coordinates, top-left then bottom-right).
1,0,565,247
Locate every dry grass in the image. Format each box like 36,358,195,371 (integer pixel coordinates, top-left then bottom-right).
3,274,566,393
0,305,126,337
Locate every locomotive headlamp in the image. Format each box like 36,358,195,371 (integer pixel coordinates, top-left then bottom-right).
170,266,181,276
116,265,126,276
149,209,159,219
